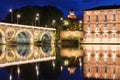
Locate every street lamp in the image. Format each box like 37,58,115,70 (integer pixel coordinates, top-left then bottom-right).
52,20,56,25
35,17,38,26
17,14,21,24
60,17,63,21
35,13,40,26
79,20,82,30
36,13,39,17
9,9,13,23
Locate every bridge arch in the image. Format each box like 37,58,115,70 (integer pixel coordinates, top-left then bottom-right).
40,44,54,56
15,45,33,59
40,32,52,44
15,30,33,43
0,45,5,61
0,29,6,44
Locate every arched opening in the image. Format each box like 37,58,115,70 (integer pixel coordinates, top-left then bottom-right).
16,31,31,43
16,45,31,57
41,44,52,54
41,33,52,44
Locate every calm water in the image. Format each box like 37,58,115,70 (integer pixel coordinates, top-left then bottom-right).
0,44,119,80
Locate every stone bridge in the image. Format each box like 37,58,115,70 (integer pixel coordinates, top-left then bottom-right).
0,22,56,44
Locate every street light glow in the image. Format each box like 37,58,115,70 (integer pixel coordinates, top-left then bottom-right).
17,14,21,18
52,20,56,25
9,9,12,12
17,14,21,24
36,13,39,17
60,17,63,21
9,9,13,23
35,17,38,20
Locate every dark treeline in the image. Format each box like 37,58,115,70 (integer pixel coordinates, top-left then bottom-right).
5,5,64,27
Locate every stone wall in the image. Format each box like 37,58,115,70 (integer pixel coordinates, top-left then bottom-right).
60,30,83,40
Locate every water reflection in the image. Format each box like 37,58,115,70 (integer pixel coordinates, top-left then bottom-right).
83,45,120,80
41,44,52,54
0,44,120,80
0,44,55,67
16,45,31,57
57,46,84,80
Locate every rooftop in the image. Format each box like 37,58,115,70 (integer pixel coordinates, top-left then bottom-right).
85,5,120,11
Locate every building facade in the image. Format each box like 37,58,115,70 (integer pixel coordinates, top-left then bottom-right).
83,5,120,43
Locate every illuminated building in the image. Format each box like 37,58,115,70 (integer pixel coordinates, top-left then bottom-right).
67,10,77,19
83,5,120,43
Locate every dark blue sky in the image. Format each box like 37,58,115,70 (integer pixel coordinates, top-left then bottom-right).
0,0,120,20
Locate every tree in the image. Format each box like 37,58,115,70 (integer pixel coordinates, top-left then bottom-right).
5,6,64,28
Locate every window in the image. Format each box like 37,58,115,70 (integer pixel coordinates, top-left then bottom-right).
113,14,116,21
96,24,98,27
113,24,116,31
87,34,90,38
104,34,107,38
104,15,107,21
96,34,98,38
96,24,98,32
104,24,107,27
113,34,115,38
87,24,90,32
96,15,98,22
104,24,107,32
88,15,90,22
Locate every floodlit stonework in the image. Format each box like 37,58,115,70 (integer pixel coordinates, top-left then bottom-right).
83,5,120,43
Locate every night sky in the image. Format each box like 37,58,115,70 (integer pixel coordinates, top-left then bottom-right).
0,0,120,20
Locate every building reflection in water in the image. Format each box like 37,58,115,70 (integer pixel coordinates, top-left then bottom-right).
83,45,120,79
57,46,84,80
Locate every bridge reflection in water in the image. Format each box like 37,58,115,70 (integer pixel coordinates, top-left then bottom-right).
0,44,120,80
0,44,55,67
